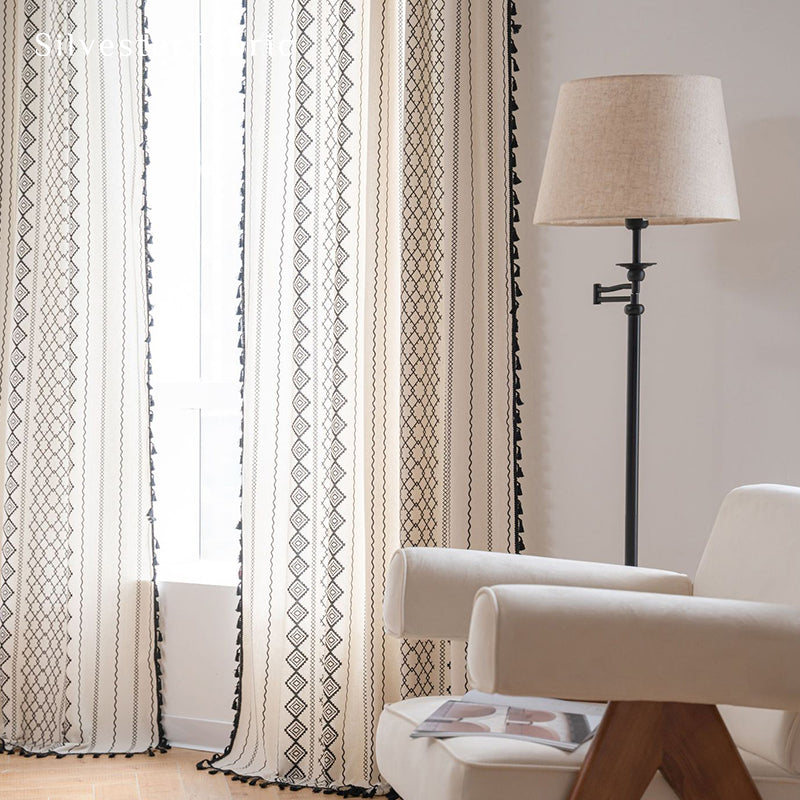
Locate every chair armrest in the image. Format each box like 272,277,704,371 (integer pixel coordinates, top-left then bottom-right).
383,547,692,641
467,584,800,711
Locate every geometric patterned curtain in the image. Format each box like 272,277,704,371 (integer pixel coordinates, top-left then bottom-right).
0,0,162,754
395,0,524,704
201,0,521,793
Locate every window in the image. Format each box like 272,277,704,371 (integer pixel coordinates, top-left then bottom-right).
147,0,243,567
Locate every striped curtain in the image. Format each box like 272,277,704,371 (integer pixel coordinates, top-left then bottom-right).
0,1,162,754
203,0,521,794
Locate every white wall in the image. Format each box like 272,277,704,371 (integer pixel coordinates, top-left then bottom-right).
514,0,800,574
158,571,238,751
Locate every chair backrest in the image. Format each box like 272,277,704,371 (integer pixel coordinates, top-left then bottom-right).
695,484,800,605
694,484,800,772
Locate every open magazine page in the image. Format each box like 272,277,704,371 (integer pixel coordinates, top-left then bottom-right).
410,691,606,751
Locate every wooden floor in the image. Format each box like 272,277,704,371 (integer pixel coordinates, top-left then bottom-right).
0,747,319,799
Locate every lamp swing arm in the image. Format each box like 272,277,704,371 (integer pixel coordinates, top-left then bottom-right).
593,222,656,307
593,283,632,304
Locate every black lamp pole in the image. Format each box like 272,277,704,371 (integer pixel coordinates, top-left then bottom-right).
592,218,656,567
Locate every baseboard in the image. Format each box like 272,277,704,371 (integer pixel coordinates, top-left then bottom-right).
162,714,233,752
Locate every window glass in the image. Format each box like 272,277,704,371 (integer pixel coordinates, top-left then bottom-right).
148,0,243,565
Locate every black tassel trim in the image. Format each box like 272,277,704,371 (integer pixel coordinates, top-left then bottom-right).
507,0,525,553
141,0,170,754
196,760,396,798
0,741,168,759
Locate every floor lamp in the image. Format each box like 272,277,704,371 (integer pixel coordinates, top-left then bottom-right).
533,74,739,566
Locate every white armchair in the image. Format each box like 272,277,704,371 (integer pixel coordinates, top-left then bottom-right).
376,484,800,800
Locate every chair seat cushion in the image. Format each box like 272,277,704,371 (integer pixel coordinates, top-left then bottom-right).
377,696,800,800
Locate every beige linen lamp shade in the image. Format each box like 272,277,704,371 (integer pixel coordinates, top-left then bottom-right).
533,74,740,226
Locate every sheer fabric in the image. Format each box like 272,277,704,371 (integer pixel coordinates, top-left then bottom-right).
0,0,161,754
208,0,520,792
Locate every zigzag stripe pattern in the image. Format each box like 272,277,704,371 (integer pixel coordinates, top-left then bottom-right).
201,0,522,792
283,0,315,782
0,0,42,732
0,0,160,756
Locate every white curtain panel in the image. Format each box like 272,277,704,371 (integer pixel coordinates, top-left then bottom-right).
0,0,161,753
204,0,520,793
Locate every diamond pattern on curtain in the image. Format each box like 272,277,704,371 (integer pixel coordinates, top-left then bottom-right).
201,0,521,793
0,0,162,754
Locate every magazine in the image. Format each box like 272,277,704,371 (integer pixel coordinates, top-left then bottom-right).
410,691,606,751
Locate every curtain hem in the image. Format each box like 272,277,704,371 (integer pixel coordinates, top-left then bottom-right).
0,741,169,758
196,758,398,798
